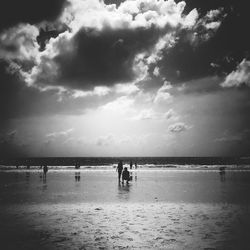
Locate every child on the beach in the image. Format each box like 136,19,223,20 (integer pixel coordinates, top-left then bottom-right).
122,167,130,184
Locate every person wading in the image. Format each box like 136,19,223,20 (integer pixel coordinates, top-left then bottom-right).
116,160,123,182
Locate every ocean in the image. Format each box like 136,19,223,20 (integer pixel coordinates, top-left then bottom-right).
1,156,250,170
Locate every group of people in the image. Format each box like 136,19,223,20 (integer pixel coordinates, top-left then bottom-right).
116,160,137,184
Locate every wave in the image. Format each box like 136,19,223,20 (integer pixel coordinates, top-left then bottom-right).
1,164,250,171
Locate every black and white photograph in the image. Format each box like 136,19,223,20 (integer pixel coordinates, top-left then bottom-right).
1,0,250,249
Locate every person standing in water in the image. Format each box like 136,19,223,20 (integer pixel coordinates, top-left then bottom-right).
130,160,133,170
122,167,130,184
43,165,48,179
116,160,123,182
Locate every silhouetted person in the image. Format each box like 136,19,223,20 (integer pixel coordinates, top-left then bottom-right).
130,160,133,170
75,161,80,169
219,166,226,182
43,165,48,179
135,162,137,169
116,160,123,182
122,167,130,184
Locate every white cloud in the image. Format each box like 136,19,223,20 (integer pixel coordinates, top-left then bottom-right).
154,81,173,104
168,122,190,133
153,66,160,76
221,59,250,87
164,109,175,119
0,24,39,61
57,0,197,43
187,7,225,46
114,83,140,95
101,96,134,113
46,128,74,140
132,108,157,120
71,86,111,98
132,108,178,121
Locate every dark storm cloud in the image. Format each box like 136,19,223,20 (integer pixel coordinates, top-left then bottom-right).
0,60,116,126
1,0,224,92
10,0,203,91
159,0,250,84
0,0,68,32
53,26,167,89
0,62,23,122
104,0,125,6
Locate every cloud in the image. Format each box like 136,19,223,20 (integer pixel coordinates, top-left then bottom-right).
46,128,74,140
168,122,190,133
154,81,173,103
214,135,242,142
71,86,111,98
96,134,114,146
0,24,39,62
0,130,28,158
0,130,17,144
221,59,250,87
114,83,139,95
153,66,160,76
187,8,225,46
164,109,175,119
101,96,134,113
214,129,249,143
0,0,68,32
0,0,224,93
132,108,178,121
132,108,157,120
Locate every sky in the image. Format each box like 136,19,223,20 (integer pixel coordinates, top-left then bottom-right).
0,0,250,157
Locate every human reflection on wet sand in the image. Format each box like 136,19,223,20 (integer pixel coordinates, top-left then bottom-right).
219,167,226,182
117,182,131,201
134,171,137,182
25,172,30,188
25,172,30,180
75,171,81,182
42,177,47,191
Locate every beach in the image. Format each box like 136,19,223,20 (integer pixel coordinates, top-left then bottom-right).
1,169,250,249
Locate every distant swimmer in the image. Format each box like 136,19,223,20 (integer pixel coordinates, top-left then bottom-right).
130,160,133,170
43,165,48,179
75,162,80,169
219,166,226,181
116,160,123,182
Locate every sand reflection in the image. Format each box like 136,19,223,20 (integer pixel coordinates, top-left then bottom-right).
117,182,131,201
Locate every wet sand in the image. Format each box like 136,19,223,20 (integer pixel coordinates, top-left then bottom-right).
1,170,250,249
